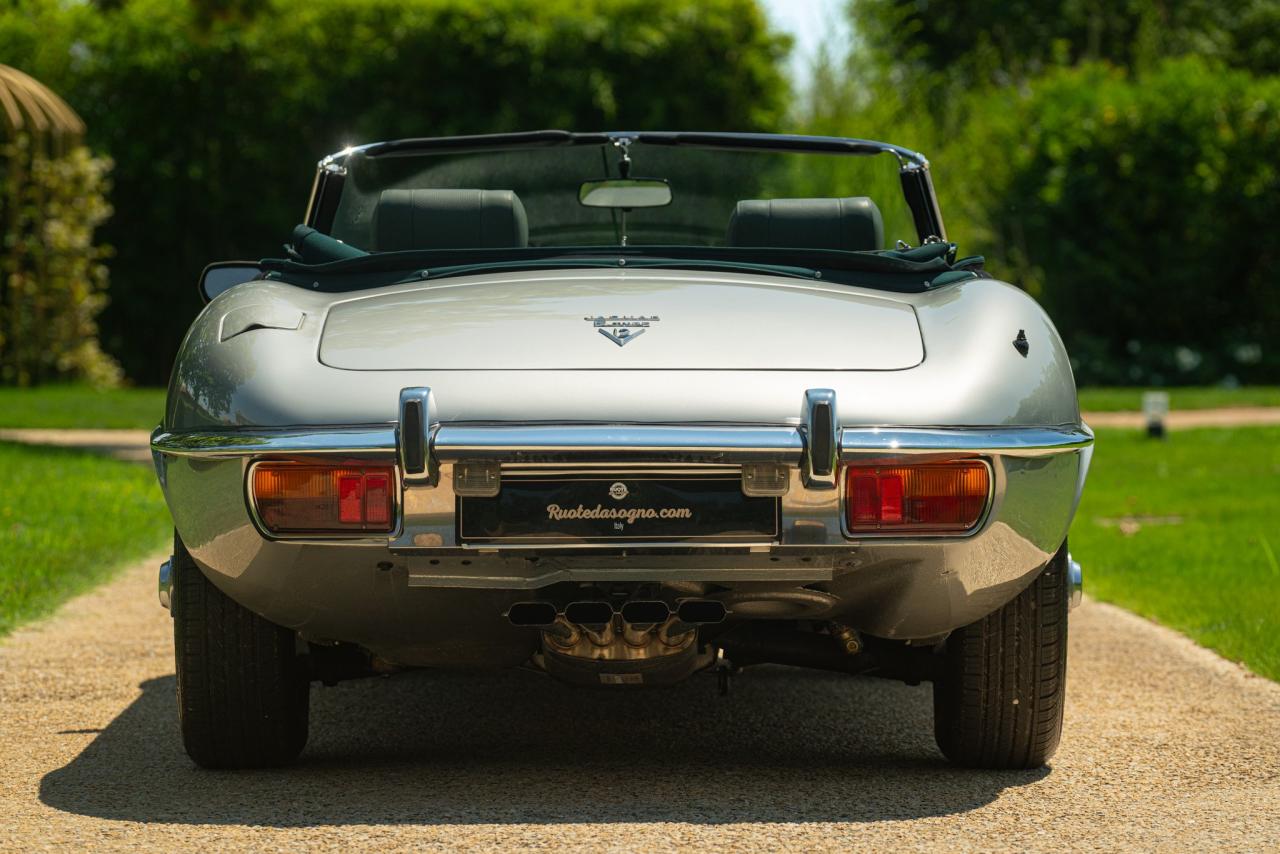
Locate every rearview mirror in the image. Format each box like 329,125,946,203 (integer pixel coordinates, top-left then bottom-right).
199,261,262,302
578,178,672,209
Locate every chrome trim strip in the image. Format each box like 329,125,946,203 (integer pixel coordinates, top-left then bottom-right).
152,424,1091,461
397,541,797,553
405,553,836,589
504,464,741,475
839,426,1093,458
432,425,805,462
151,427,396,458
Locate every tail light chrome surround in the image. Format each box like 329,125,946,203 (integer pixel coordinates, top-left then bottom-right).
841,458,993,538
247,459,400,539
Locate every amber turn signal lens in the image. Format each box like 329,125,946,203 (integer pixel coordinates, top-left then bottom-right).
252,463,396,534
845,460,989,534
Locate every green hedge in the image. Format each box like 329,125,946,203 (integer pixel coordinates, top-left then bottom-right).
0,134,119,387
850,0,1280,96
2,0,789,383
937,59,1280,385
805,3,1280,386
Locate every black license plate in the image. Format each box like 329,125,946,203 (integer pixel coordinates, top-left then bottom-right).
458,476,779,543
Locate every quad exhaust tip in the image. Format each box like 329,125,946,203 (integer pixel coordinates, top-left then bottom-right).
676,599,727,625
507,601,559,627
619,600,670,625
563,601,615,626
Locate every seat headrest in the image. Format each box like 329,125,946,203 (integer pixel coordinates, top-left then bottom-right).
726,197,884,252
373,189,529,251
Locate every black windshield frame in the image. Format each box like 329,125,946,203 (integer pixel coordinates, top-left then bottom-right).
303,131,946,246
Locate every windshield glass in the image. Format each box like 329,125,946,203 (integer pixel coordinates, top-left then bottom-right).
328,140,919,254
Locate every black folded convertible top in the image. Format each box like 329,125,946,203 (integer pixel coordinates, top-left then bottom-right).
259,227,985,295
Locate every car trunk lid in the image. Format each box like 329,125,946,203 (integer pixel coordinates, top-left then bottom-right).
318,269,923,371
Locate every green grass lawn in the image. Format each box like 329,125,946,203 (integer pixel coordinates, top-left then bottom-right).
0,443,171,636
0,385,166,429
1071,427,1280,680
1078,385,1280,412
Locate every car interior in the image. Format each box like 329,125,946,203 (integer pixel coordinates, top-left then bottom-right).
345,188,886,255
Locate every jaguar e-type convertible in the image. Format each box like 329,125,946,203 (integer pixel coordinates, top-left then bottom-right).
151,131,1091,770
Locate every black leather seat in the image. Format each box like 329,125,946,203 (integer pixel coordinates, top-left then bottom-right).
373,189,529,251
726,196,884,252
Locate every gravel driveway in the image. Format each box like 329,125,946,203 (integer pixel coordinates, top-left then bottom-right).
1,557,1277,852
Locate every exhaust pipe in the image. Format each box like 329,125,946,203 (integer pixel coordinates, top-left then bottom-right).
564,600,615,626
507,601,559,627
676,599,727,625
620,600,670,625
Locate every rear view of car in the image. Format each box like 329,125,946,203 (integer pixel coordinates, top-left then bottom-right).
152,131,1090,769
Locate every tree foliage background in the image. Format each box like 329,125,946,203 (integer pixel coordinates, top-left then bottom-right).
806,0,1280,385
4,0,1279,387
1,0,790,383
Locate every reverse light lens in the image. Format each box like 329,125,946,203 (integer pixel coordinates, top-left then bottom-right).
453,460,502,497
741,463,790,497
845,461,989,534
253,463,396,534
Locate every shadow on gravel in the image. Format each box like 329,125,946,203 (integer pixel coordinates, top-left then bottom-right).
41,667,1047,826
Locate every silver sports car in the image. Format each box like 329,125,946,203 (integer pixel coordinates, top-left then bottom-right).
152,131,1092,770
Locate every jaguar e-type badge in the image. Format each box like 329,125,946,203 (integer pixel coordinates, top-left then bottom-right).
609,482,629,500
585,315,659,347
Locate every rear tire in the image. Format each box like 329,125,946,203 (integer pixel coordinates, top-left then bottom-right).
933,544,1069,769
172,533,309,768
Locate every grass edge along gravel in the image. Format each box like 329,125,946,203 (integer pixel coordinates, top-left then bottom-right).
0,442,170,637
1077,386,1280,412
0,385,166,430
1071,426,1280,681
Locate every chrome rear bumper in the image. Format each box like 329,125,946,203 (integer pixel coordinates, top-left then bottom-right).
151,422,1093,463
149,387,1091,643
152,421,1090,556
152,422,1088,570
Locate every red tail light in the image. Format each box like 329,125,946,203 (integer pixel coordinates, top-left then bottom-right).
845,461,989,534
252,463,396,534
